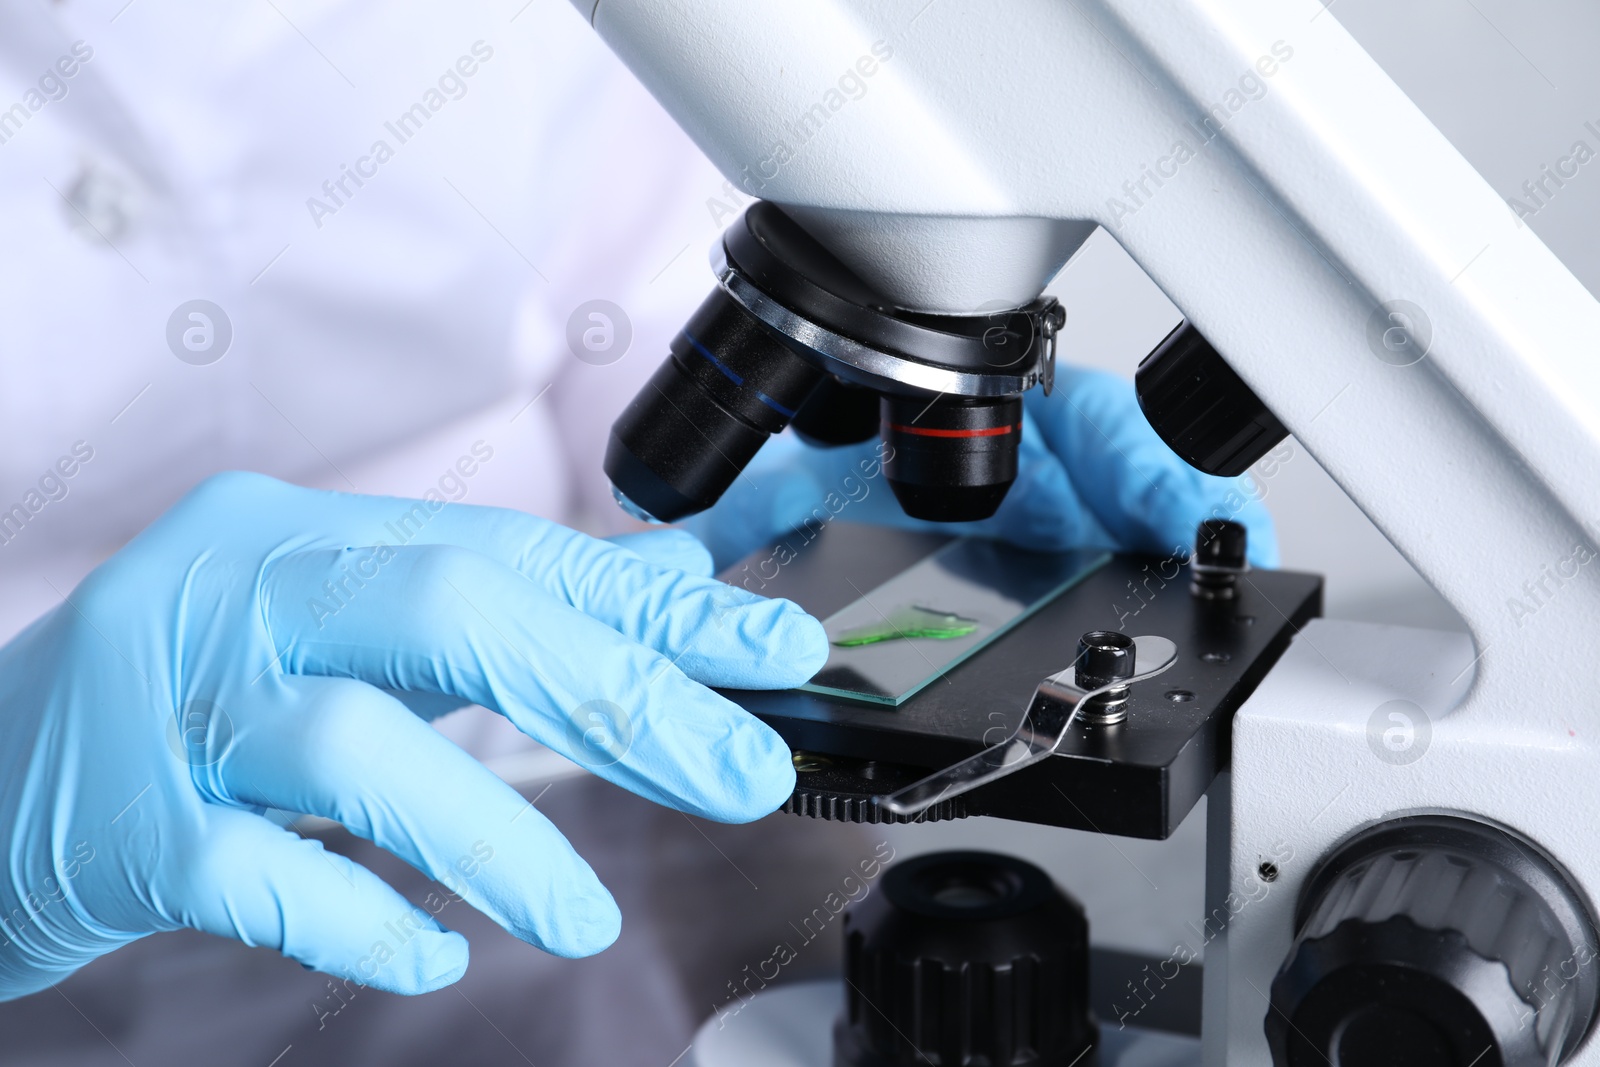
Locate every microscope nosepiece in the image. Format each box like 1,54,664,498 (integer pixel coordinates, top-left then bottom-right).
605,202,1061,526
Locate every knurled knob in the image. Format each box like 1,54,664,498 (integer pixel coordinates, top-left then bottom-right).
1267,816,1599,1067
835,851,1096,1066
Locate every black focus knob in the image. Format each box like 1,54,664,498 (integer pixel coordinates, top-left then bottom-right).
1135,321,1287,477
1268,815,1600,1067
836,851,1096,1067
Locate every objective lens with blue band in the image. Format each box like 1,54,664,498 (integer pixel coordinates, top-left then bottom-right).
605,286,823,523
683,331,800,418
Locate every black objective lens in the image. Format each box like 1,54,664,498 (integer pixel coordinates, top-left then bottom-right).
882,394,1022,522
604,288,823,523
789,376,880,448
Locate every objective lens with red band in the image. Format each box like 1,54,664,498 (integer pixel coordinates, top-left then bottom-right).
882,395,1022,522
885,422,1018,439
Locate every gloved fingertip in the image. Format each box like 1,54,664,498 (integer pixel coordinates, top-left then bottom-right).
682,593,828,690
750,732,800,815
769,602,828,686
418,931,471,990
537,883,622,959
375,929,469,995
702,718,797,823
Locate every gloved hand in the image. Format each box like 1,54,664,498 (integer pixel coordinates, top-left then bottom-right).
688,365,1280,570
0,472,823,1000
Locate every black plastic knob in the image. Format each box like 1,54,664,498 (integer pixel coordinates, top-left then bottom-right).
1268,816,1599,1067
1075,630,1136,726
1075,630,1135,690
1191,519,1248,600
1135,321,1287,477
835,851,1096,1067
1193,519,1247,570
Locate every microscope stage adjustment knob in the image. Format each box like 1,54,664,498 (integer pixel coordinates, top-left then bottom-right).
781,753,968,824
1267,815,1600,1067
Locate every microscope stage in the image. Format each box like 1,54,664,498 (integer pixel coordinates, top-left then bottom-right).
719,523,1322,839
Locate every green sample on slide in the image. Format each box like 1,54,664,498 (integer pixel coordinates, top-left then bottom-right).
802,539,1109,706
831,606,980,647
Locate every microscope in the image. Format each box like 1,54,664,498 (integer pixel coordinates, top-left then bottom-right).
574,1,1600,1064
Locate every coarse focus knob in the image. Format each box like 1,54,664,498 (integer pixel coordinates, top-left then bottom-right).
1135,321,1287,477
1268,815,1600,1067
835,851,1096,1067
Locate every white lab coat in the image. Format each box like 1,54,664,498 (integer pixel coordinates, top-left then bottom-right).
0,0,744,663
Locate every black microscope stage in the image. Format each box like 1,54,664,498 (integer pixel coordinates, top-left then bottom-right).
718,523,1322,839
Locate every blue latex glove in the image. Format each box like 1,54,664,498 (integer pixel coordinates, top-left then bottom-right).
689,366,1280,571
0,473,823,1000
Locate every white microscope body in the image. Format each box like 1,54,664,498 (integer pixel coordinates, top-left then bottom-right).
573,1,1600,1063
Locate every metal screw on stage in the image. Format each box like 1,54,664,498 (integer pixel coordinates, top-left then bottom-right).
1075,630,1135,726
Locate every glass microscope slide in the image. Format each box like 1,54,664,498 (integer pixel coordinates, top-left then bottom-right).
800,539,1109,706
